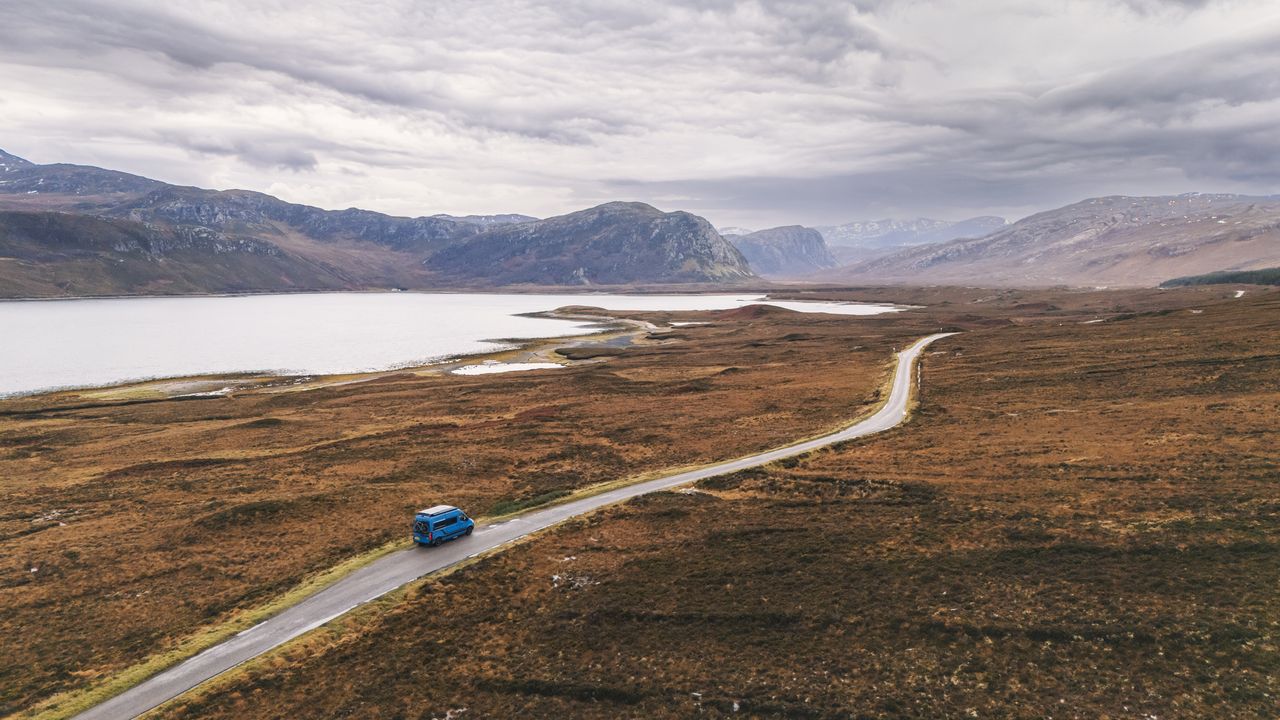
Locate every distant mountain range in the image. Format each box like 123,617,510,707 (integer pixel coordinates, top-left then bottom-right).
723,226,836,277
815,216,1008,249
826,194,1280,287
430,213,538,227
0,149,753,296
6,148,1273,294
806,215,1008,266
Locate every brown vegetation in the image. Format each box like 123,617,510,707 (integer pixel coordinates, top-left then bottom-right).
2,300,924,715
140,288,1279,719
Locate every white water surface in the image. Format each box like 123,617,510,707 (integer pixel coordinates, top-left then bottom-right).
452,362,564,375
0,292,901,397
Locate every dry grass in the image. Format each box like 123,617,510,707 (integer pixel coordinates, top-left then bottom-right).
1,301,929,715
135,288,1280,720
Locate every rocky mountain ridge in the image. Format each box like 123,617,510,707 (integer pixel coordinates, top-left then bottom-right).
427,201,754,285
0,149,754,296
725,225,836,277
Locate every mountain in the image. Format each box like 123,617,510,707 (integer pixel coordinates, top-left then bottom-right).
827,244,904,266
0,149,751,296
0,210,374,296
110,185,473,251
0,154,471,250
0,150,477,296
816,216,1007,249
717,226,756,237
827,194,1280,287
726,225,836,277
431,213,537,227
0,149,34,173
426,202,755,285
0,153,163,202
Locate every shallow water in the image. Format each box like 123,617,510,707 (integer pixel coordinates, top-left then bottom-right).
451,362,565,375
0,292,900,397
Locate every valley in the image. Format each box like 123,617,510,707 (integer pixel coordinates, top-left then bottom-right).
7,3,1280,719
7,149,1279,299
4,284,1273,719
2,297,919,716
146,288,1279,720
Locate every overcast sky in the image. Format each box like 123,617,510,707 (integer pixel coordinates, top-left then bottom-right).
3,0,1278,228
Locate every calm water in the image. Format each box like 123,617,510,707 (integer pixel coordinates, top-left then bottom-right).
0,292,901,397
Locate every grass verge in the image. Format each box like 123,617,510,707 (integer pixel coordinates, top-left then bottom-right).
20,537,412,720
141,521,582,718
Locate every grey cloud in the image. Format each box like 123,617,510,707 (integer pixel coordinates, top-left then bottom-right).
1113,0,1216,14
0,0,901,142
1,0,1277,225
1040,29,1280,115
601,169,1064,220
805,21,1280,215
161,134,319,172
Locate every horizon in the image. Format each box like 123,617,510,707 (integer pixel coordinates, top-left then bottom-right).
4,1,1278,228
4,144,1275,232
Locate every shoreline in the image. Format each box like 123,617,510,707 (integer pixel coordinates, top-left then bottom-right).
0,284,789,304
0,307,662,405
1,294,909,404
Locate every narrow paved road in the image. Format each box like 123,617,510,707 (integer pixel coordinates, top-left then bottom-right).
74,332,955,720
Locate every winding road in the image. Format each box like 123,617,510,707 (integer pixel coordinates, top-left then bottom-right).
74,332,955,720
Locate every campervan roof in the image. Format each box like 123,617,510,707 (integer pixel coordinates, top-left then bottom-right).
418,505,457,516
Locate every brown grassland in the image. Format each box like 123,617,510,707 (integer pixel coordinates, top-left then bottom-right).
3,284,1277,718
3,296,921,715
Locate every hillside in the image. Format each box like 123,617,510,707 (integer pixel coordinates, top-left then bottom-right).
725,225,836,276
426,201,755,285
0,210,441,296
827,194,1280,287
815,216,1007,249
0,149,750,296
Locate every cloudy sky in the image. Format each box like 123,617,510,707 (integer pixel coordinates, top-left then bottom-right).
3,0,1278,227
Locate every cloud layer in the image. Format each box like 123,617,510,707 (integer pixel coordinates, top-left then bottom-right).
2,0,1278,226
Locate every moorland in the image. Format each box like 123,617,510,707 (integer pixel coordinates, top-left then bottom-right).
3,283,1275,719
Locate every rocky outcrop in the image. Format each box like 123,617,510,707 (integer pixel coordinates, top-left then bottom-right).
426,201,756,285
727,225,836,277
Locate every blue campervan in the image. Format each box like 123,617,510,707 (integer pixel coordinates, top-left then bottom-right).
413,505,475,547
